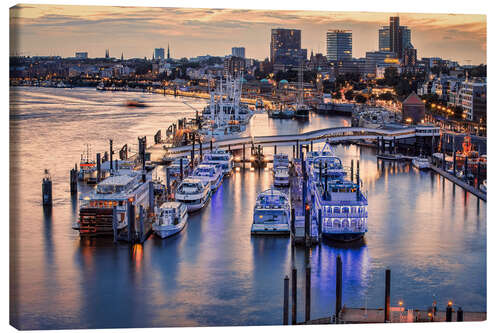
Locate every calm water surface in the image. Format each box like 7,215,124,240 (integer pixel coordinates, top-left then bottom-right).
9,87,486,329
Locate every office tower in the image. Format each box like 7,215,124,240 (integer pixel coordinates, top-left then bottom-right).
154,48,165,60
386,16,412,59
379,27,391,52
326,29,352,61
232,47,245,59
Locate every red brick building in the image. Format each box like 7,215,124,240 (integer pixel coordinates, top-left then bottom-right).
402,92,425,124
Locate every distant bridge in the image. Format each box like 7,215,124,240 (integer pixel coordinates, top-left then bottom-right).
155,125,440,159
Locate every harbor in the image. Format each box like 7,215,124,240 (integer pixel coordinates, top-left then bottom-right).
10,86,486,330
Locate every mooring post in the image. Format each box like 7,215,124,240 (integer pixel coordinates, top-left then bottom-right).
283,275,289,325
292,266,297,325
457,307,463,322
291,207,296,236
210,140,213,152
274,145,277,155
385,269,391,323
453,150,457,176
70,168,77,195
305,204,310,247
310,141,313,151
351,160,354,182
148,181,154,211
191,135,195,169
242,143,246,170
109,139,113,172
446,303,452,322
296,140,299,159
292,145,295,161
318,209,322,238
477,163,481,188
180,158,184,181
127,202,135,243
42,170,53,208
96,152,101,182
305,264,311,322
166,167,171,199
335,255,343,322
464,156,468,179
199,139,203,161
112,206,118,243
139,206,145,243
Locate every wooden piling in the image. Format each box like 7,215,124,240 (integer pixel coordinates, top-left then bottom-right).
166,167,171,198
318,209,322,238
112,206,118,243
243,143,246,170
446,304,452,322
283,275,289,325
384,269,391,323
199,139,203,161
180,158,184,181
292,145,295,160
336,255,342,320
305,203,310,247
274,145,277,155
139,206,145,243
351,160,354,182
457,307,463,322
42,170,52,208
210,140,213,152
305,264,311,322
291,208,296,236
296,140,299,159
109,139,113,172
127,202,135,243
96,152,101,182
292,267,297,325
70,168,77,194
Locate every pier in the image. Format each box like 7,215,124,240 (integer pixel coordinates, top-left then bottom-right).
430,165,486,201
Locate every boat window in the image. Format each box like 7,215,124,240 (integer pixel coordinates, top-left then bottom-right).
334,207,340,214
342,207,349,214
342,219,349,228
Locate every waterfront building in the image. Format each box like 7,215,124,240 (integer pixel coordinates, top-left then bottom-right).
402,45,417,68
232,47,245,59
459,81,487,122
270,28,307,67
402,92,425,124
333,58,365,76
75,52,88,59
154,48,165,60
326,29,352,62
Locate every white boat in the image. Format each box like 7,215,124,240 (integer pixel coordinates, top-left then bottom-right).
202,148,233,175
273,153,289,170
306,143,345,181
175,177,211,212
412,156,430,169
274,166,290,187
74,170,153,236
310,153,368,242
191,164,223,192
251,189,291,235
152,202,188,238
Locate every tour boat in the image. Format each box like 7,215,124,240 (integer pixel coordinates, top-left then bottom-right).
77,144,97,181
202,148,233,175
74,170,153,236
175,177,211,212
311,155,368,242
152,201,188,238
306,143,345,181
273,153,289,170
412,156,430,170
273,166,290,187
191,164,223,192
251,189,291,235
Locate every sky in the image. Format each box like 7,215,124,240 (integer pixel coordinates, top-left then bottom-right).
9,4,487,65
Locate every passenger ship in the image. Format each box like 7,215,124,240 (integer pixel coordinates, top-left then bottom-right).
309,143,368,242
251,189,291,235
191,164,223,192
175,177,211,212
152,201,188,238
202,148,233,175
74,170,152,236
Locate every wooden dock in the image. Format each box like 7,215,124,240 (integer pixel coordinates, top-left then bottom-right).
430,165,486,201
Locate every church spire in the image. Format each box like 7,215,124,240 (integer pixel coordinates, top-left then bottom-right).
167,43,170,60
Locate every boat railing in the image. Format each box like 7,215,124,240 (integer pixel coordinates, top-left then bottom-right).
322,213,368,219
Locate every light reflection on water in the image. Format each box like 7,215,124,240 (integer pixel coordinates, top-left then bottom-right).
10,87,486,330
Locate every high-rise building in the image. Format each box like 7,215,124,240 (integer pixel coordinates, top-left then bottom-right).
364,51,398,76
378,27,391,52
326,30,352,62
105,49,109,59
167,44,171,60
383,16,412,59
270,28,307,66
232,47,245,59
402,46,417,67
154,48,165,60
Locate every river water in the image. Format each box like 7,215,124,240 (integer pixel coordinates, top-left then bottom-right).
9,87,486,330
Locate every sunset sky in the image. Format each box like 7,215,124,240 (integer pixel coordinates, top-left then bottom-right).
9,4,487,65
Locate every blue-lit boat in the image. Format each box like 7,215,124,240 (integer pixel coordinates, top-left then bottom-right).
310,143,368,242
202,148,233,175
251,189,291,235
191,163,223,192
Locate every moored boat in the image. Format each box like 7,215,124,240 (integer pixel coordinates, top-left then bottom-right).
412,156,430,170
251,189,291,235
152,202,188,238
202,148,233,175
175,177,211,212
191,164,223,192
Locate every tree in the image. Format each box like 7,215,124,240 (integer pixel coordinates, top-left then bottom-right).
378,92,394,101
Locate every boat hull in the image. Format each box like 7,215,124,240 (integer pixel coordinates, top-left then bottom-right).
322,232,365,242
251,223,290,235
152,220,187,239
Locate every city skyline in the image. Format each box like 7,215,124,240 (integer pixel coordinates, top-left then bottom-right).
10,4,486,64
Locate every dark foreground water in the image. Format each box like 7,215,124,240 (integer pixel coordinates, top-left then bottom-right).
10,87,486,330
